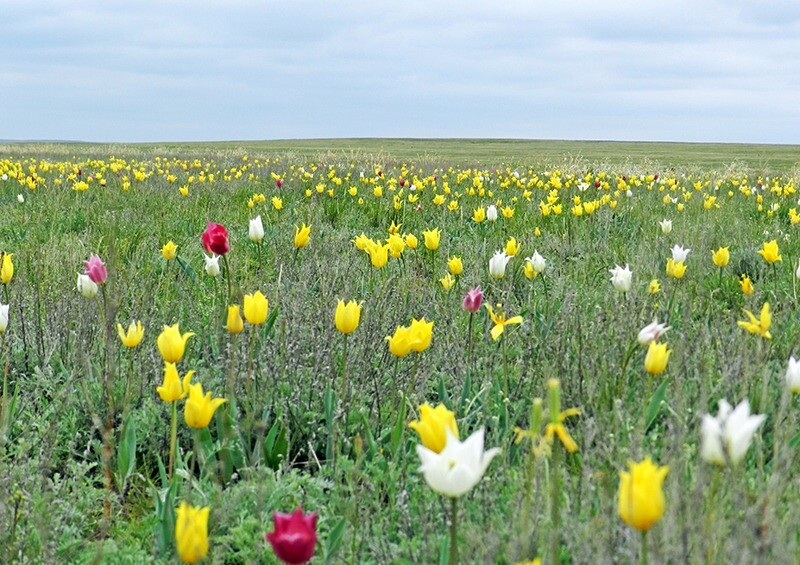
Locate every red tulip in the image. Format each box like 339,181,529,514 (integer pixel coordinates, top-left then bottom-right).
201,223,230,255
84,254,108,284
266,508,317,565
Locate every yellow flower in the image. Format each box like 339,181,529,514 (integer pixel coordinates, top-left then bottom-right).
472,207,486,223
386,325,414,358
644,341,671,375
505,237,521,257
737,302,772,339
387,233,406,259
0,253,13,284
665,258,687,279
388,221,402,235
618,457,669,532
447,257,463,276
352,233,371,251
243,291,269,325
501,205,514,218
365,241,390,268
178,185,189,197
409,318,434,352
422,228,441,251
439,273,455,291
161,241,178,260
757,240,781,263
409,403,458,453
157,323,195,363
184,381,227,428
157,362,194,403
116,320,144,348
740,274,754,295
225,305,244,334
648,279,661,294
294,223,311,249
271,196,283,210
404,233,418,249
175,501,210,564
485,304,523,341
523,260,538,280
711,246,730,268
334,300,362,334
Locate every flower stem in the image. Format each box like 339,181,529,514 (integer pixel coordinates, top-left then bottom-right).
168,400,177,479
641,530,649,565
704,467,721,565
221,254,233,304
549,441,562,565
449,497,459,565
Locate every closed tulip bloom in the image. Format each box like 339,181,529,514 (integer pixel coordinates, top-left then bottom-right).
486,205,498,221
638,319,670,345
737,302,771,339
386,325,414,358
204,254,220,277
404,233,418,249
416,428,500,498
77,273,99,298
266,508,318,565
739,274,754,295
505,237,521,257
796,259,800,279
462,287,483,312
249,215,265,243
529,251,546,274
665,258,687,279
175,501,210,564
472,207,486,223
157,362,194,403
0,302,8,333
184,381,227,428
609,264,633,292
447,257,463,276
409,403,459,453
386,233,405,259
644,341,671,375
201,222,230,255
618,457,669,532
243,291,269,325
422,228,441,251
157,323,195,363
523,260,537,280
334,300,362,334
786,357,800,393
0,253,13,284
700,399,765,465
84,255,108,284
294,223,311,248
161,241,178,260
409,318,434,353
712,246,730,268
225,305,244,334
366,242,390,268
757,240,781,263
659,219,672,234
489,250,512,279
116,320,144,348
648,279,661,294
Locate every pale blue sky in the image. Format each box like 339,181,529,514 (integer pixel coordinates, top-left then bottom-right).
2,0,799,143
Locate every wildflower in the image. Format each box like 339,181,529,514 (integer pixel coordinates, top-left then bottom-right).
505,237,521,257
365,241,390,268
157,362,194,403
439,273,455,291
609,264,633,292
700,399,765,465
161,241,178,260
648,279,661,294
447,257,463,276
409,318,434,353
757,240,781,263
0,254,13,284
422,228,441,251
294,223,311,249
618,458,669,532
157,323,195,363
486,205,498,221
386,325,414,358
472,207,486,223
175,501,210,564
334,300,362,334
77,273,99,298
644,341,671,375
266,508,318,565
201,222,230,256
462,287,483,312
416,428,500,498
665,258,687,279
485,304,523,341
387,234,405,258
409,403,458,453
711,246,730,268
243,291,269,325
225,305,244,334
489,250,512,279
272,196,283,210
670,245,691,262
739,275,754,295
737,302,771,339
184,381,226,428
84,255,108,284
659,219,672,234
116,320,144,348
637,319,670,345
204,254,220,277
249,215,265,243
0,302,8,333
785,357,800,394
404,233,418,249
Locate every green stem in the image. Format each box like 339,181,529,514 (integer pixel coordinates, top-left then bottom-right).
501,335,509,397
449,497,459,565
549,441,562,565
641,530,649,565
168,401,177,479
704,468,721,565
221,254,233,304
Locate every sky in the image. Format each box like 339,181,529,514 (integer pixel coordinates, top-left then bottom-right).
1,0,799,144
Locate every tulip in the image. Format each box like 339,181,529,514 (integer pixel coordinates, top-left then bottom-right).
462,287,483,312
409,318,434,353
472,207,486,223
523,260,537,280
404,233,418,249
757,240,781,264
334,300,362,334
501,205,514,218
388,221,402,234
157,323,195,363
352,233,370,251
447,257,463,276
249,215,265,243
637,320,670,345
485,304,523,341
618,457,669,532
644,341,671,375
505,237,521,257
179,185,189,197
409,403,458,454
658,219,672,234
665,258,687,279
648,279,661,294
184,381,227,428
204,254,220,277
387,234,405,258
17,194,24,204
796,259,800,279
386,325,414,358
0,253,13,284
670,245,690,263
711,246,730,268
175,501,210,564
416,428,500,498
609,264,633,292
201,222,230,255
737,302,771,339
740,274,754,295
0,302,8,333
422,228,441,251
116,320,144,348
294,223,311,249
786,356,800,394
529,251,546,274
84,255,108,284
157,362,194,403
700,399,765,465
225,305,244,334
243,291,269,325
266,508,318,565
365,241,390,269
161,241,178,260
486,205,498,221
489,250,512,279
77,273,99,298
439,273,455,291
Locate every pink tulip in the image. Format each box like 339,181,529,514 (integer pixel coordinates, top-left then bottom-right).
84,255,108,284
462,287,484,312
266,508,317,564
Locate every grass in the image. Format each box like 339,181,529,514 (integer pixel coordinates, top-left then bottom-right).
0,142,799,563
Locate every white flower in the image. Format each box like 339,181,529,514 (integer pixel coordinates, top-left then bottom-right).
795,259,800,279
786,357,800,394
17,194,24,204
659,219,672,234
1,174,7,181
528,251,546,274
670,245,691,262
626,189,633,197
416,428,500,498
637,319,670,345
77,273,99,298
249,215,264,243
488,250,512,279
0,301,8,333
700,399,765,466
609,264,632,293
486,205,498,222
204,254,221,277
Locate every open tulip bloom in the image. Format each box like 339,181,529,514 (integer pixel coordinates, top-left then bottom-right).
700,399,765,466
609,264,632,292
670,244,691,263
416,428,500,498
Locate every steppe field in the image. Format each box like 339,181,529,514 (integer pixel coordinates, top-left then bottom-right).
1,138,800,564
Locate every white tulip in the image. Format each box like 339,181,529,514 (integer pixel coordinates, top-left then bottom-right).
700,399,764,466
795,259,800,279
637,319,670,345
0,302,8,333
609,264,632,293
488,250,512,279
670,245,691,262
626,189,633,197
204,254,221,277
77,273,99,298
659,219,672,234
486,205,498,222
416,428,500,498
786,357,800,394
17,194,24,204
529,251,546,274
1,174,7,181
249,215,264,243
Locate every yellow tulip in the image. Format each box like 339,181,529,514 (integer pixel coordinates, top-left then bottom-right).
243,291,268,325
523,260,537,280
757,240,781,264
184,381,226,428
501,205,514,218
485,304,523,341
618,457,669,532
386,325,414,358
711,246,729,268
644,341,671,375
157,323,195,363
740,274,754,295
665,258,687,279
404,233,419,250
505,237,521,257
387,234,405,259
388,221,402,234
116,320,144,348
161,241,178,260
225,305,244,334
472,207,486,223
648,279,661,294
366,241,390,268
157,362,194,403
422,228,441,251
178,185,189,197
175,501,210,564
409,403,459,453
294,223,311,248
447,257,463,276
439,273,455,291
0,253,13,284
409,318,434,353
737,302,771,339
334,300,362,334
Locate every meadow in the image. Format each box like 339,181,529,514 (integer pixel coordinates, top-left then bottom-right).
1,139,800,564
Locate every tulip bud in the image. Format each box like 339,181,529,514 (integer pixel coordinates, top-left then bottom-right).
77,273,99,298
462,287,483,312
486,205,498,221
225,305,244,334
204,254,220,277
249,215,265,243
0,302,8,333
84,255,108,284
266,508,318,565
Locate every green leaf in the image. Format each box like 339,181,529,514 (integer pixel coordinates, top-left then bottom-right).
390,398,407,457
175,255,197,282
645,379,670,432
263,306,280,338
437,374,451,410
116,419,136,492
264,418,289,470
323,518,346,564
